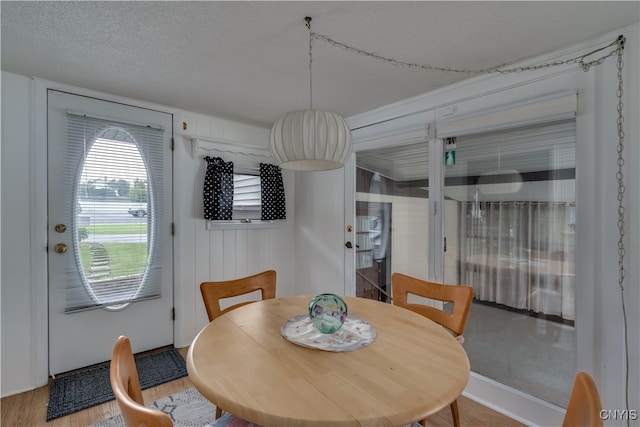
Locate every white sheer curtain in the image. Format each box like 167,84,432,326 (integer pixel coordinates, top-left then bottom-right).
460,201,575,321
529,202,575,320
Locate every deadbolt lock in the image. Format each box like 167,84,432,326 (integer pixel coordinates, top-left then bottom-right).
55,224,67,233
346,225,353,232
54,243,68,254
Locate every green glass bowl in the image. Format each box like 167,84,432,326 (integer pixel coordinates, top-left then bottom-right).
309,293,348,334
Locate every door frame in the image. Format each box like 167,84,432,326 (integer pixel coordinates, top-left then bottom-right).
31,78,178,385
344,155,356,296
46,89,175,374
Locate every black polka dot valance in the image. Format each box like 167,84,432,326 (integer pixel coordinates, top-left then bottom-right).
203,156,285,222
203,156,233,220
260,163,286,220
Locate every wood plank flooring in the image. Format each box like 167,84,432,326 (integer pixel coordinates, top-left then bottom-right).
1,348,525,427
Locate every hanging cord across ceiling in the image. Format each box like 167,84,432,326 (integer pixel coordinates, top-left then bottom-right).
313,27,629,423
311,30,623,74
306,16,313,110
614,37,630,427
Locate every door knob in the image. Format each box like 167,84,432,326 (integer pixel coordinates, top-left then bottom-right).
345,241,353,249
54,243,68,254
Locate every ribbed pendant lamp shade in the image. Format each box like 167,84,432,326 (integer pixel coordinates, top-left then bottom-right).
270,110,352,171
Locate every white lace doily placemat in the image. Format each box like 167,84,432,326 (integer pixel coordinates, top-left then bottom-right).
280,314,377,352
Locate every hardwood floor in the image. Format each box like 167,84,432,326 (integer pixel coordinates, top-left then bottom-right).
1,347,525,427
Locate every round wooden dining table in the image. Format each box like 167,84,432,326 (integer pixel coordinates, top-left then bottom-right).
187,295,470,427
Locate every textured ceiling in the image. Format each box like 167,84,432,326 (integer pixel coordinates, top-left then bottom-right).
2,1,638,128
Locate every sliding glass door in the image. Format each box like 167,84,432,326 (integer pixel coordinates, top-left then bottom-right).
354,118,577,408
442,120,576,407
355,142,430,302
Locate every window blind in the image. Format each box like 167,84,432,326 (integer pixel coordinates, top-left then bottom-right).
63,112,165,312
233,174,262,220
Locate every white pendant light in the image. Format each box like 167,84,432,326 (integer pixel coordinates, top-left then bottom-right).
270,17,352,171
477,153,522,194
477,170,523,194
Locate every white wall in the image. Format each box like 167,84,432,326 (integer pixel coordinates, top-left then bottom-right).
1,72,38,395
0,73,297,395
585,25,640,421
348,25,639,425
172,112,296,346
294,168,349,296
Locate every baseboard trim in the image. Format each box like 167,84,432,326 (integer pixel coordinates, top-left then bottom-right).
462,372,565,427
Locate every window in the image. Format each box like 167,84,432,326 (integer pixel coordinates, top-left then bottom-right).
64,113,166,311
204,159,286,230
231,173,261,221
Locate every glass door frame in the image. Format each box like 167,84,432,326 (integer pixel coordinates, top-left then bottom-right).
428,138,445,283
351,117,578,426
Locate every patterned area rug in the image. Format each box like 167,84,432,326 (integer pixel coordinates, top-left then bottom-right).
47,347,187,421
91,387,218,427
91,386,423,427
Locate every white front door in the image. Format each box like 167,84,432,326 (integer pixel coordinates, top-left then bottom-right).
47,90,174,375
293,156,356,297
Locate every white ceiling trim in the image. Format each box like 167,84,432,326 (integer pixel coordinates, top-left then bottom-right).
435,90,577,138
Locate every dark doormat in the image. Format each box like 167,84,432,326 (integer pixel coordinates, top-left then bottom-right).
46,347,187,421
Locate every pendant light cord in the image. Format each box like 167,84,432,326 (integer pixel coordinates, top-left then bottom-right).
306,17,313,111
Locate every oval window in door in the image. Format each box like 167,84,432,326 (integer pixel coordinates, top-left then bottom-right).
74,127,153,310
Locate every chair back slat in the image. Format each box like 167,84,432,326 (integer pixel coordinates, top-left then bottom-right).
391,272,473,336
200,270,277,322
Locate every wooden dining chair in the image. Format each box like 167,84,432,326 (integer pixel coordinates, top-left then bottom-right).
562,371,603,427
110,335,173,427
200,269,276,419
391,272,474,427
110,336,257,427
200,270,277,322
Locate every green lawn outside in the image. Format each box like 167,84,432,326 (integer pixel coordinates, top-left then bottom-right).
79,242,148,279
81,223,148,234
